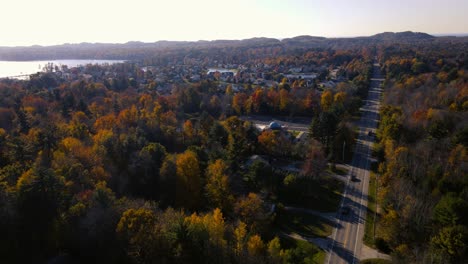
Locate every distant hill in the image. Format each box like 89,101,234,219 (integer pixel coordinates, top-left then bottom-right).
281,35,326,44
370,31,435,41
0,31,462,61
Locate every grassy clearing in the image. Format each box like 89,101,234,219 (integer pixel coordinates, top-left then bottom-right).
364,171,378,247
276,210,334,238
279,175,344,212
289,130,301,138
280,236,326,264
311,247,326,264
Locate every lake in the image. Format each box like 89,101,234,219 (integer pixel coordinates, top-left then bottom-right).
207,68,238,74
0,59,124,79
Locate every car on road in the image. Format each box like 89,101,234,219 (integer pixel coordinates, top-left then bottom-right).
367,130,374,137
351,175,358,182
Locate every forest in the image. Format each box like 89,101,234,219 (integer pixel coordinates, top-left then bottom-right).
0,32,466,264
373,40,468,263
0,38,371,264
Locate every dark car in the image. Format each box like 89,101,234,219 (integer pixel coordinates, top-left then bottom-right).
367,130,374,137
351,175,358,182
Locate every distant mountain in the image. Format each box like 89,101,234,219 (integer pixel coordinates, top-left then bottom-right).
370,31,435,41
282,35,326,42
0,31,462,61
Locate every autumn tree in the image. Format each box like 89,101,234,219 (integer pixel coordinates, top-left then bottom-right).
159,155,177,207
301,140,327,180
267,236,284,263
430,225,468,263
175,150,201,210
232,92,248,115
247,234,265,257
16,166,66,260
235,193,266,230
184,208,228,262
257,130,292,157
129,142,167,199
309,111,338,152
205,159,234,212
234,221,248,257
320,90,333,112
116,208,158,263
279,88,290,113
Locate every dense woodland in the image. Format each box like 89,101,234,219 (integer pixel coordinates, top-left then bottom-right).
0,37,372,264
0,33,466,264
374,41,468,263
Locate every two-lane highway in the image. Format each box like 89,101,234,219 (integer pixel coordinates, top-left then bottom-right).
326,62,384,264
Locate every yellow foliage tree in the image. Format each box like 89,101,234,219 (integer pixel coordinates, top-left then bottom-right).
183,120,194,142
235,193,265,228
279,89,289,112
205,159,234,212
333,91,346,106
247,234,265,256
116,208,157,261
320,90,333,111
234,221,247,256
175,150,201,209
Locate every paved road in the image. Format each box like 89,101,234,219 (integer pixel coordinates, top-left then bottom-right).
326,62,384,264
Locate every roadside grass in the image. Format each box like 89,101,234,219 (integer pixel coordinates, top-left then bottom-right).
364,171,378,247
279,175,344,212
276,210,334,238
288,130,300,138
280,236,326,264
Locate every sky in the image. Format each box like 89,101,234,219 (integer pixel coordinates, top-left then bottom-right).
1,0,467,46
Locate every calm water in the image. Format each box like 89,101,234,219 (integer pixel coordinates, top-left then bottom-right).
207,68,238,74
0,59,124,79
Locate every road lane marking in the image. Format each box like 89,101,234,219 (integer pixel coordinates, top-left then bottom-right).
327,65,383,264
352,81,381,264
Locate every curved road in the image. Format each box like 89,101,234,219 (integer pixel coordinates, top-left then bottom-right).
326,61,384,264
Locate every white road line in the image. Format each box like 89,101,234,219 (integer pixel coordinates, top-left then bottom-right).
327,158,354,264
327,127,367,264
351,83,381,263
352,126,372,264
327,67,383,263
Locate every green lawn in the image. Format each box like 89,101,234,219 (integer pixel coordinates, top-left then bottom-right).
279,236,326,264
279,175,344,212
364,172,378,247
311,247,326,264
289,130,301,138
276,210,334,238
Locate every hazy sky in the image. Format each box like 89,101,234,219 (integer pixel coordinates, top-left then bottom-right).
1,0,467,46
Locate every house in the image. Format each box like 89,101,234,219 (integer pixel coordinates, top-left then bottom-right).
289,67,302,73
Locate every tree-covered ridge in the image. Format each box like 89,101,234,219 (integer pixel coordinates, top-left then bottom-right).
0,31,463,61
